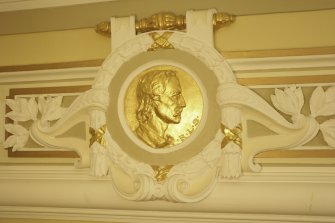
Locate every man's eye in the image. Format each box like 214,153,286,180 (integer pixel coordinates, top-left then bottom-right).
172,93,180,99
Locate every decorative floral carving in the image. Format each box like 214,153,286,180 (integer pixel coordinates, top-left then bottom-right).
6,97,38,122
4,124,29,151
4,95,69,151
320,119,335,148
271,86,304,122
38,96,67,127
268,85,335,149
310,86,335,117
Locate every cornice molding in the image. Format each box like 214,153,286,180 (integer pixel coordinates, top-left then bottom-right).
227,54,335,72
1,206,335,223
0,67,98,84
1,54,335,84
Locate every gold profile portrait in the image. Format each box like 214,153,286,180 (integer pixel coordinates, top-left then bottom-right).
124,65,203,149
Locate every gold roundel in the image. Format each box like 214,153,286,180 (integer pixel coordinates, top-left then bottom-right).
124,65,203,149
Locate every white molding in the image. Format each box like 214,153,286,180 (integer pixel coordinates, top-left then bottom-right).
1,54,335,84
1,166,335,221
0,67,98,84
2,164,335,181
1,206,335,223
227,54,335,72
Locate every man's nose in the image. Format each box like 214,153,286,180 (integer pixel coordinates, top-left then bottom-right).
179,95,186,107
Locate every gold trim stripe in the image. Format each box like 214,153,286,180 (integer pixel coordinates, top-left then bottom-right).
222,46,335,59
256,149,335,158
0,60,103,72
237,75,335,86
1,47,335,72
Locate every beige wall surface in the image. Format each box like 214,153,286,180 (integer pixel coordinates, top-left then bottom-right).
0,219,117,223
0,9,335,67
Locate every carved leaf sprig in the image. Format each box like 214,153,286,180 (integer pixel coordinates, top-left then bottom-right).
310,86,335,118
6,97,38,122
271,86,304,121
4,124,29,151
38,96,67,127
320,119,335,148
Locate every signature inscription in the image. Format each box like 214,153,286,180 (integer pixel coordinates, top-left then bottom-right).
178,117,200,142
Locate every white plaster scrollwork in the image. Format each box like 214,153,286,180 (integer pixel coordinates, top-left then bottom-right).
219,107,242,178
217,83,322,172
86,28,244,202
268,85,335,150
4,89,109,168
6,18,331,204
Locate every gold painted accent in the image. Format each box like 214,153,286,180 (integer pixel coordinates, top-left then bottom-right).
222,47,335,59
221,124,242,148
213,12,235,29
0,60,103,73
124,65,203,148
95,11,235,35
256,149,335,158
136,12,186,33
89,124,107,147
152,165,173,182
147,32,174,51
95,21,111,37
2,47,335,72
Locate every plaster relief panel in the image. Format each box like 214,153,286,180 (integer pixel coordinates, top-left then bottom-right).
1,9,335,206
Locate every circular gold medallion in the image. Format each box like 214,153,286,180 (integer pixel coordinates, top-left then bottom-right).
124,65,203,149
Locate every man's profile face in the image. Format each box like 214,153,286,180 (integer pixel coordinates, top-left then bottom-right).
154,76,186,124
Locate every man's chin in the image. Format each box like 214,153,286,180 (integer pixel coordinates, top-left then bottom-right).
170,116,181,124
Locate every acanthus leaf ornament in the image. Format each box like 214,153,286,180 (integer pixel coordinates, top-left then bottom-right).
6,97,38,122
4,124,29,151
270,86,304,122
320,119,335,148
310,86,335,118
38,96,67,127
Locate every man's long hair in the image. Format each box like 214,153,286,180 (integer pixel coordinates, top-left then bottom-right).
136,70,176,124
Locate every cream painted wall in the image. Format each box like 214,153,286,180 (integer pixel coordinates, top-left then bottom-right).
0,9,335,67
0,218,117,223
215,9,335,51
